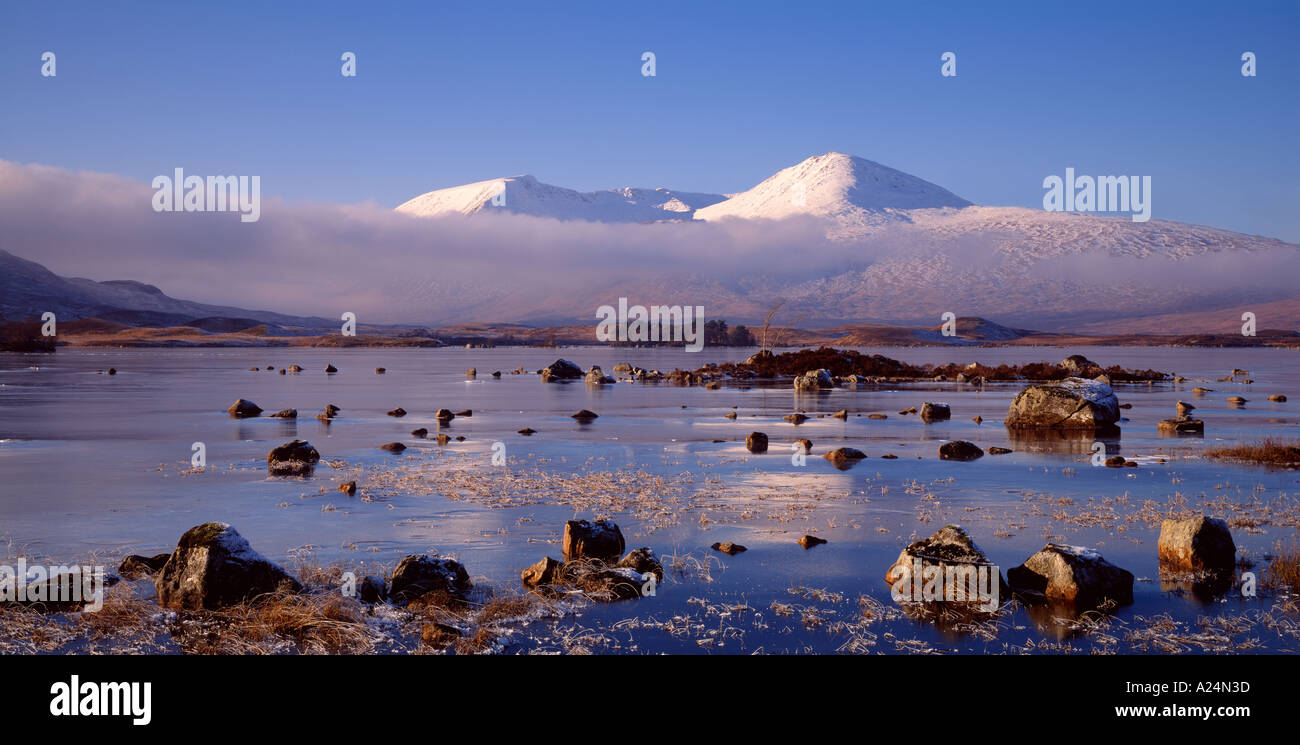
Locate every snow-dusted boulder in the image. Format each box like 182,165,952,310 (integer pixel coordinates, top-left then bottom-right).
884,525,1008,610
1005,377,1120,431
585,366,614,385
541,358,583,381
267,439,320,475
919,402,951,421
155,523,301,610
389,554,471,603
794,368,833,391
1007,544,1133,608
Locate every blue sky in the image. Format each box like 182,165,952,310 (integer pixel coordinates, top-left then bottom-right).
2,0,1298,241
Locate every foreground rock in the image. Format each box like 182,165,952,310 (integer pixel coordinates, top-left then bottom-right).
884,526,1008,612
267,439,320,476
389,554,471,603
521,556,565,587
541,359,584,381
938,441,983,461
746,432,768,453
227,399,263,418
1005,377,1120,433
562,519,625,562
1007,544,1133,609
155,523,301,610
1157,517,1235,573
520,549,658,602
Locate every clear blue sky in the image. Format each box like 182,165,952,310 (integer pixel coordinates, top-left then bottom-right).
2,0,1297,240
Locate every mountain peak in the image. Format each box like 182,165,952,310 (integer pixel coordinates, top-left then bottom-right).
693,152,972,229
396,175,724,222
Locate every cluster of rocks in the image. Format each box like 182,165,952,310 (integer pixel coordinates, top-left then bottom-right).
884,515,1239,618
520,520,662,601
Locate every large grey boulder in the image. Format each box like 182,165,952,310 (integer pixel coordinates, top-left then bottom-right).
155,523,301,610
1158,517,1235,572
1007,544,1133,609
884,525,1008,611
1005,377,1120,432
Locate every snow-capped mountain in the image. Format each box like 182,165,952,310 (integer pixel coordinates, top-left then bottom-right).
395,174,725,222
387,152,1298,330
693,151,972,233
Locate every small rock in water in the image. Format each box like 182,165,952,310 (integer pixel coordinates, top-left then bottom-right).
746,432,768,453
711,542,747,555
465,368,476,377
339,480,357,496
571,409,599,422
798,535,827,549
379,442,407,452
987,446,1012,455
386,407,407,417
267,439,320,476
325,364,337,373
269,408,297,419
1104,455,1126,467
455,409,472,417
521,556,565,587
724,411,738,419
227,399,263,418
938,441,983,461
375,367,386,374
1269,394,1287,402
795,439,812,453
107,368,117,375
410,428,428,438
919,402,951,421
563,519,625,562
1158,418,1203,435
118,553,170,579
435,408,455,422
823,447,867,469
517,428,536,435
784,413,808,424
435,433,450,445
324,404,341,417
868,413,888,420
832,410,848,420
